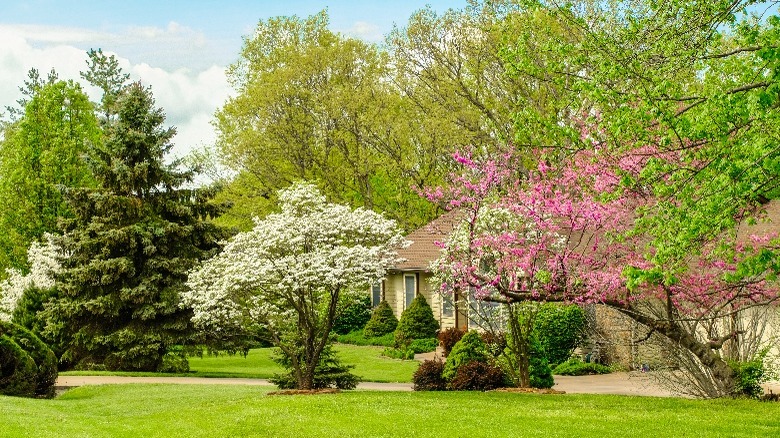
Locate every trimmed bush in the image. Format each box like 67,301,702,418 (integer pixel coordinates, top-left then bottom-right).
438,327,465,357
363,301,398,338
270,343,360,390
0,321,58,398
413,358,447,391
533,303,586,366
0,335,37,397
552,358,612,376
442,330,487,381
394,295,439,347
332,296,372,335
529,337,554,389
383,337,440,360
449,360,506,391
336,330,395,347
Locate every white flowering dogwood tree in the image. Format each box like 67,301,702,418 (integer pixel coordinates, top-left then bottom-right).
183,182,406,389
0,234,61,322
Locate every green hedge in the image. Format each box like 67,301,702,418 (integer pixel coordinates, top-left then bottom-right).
0,320,58,398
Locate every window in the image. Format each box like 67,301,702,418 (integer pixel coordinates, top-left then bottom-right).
371,282,382,307
404,274,416,308
442,294,454,318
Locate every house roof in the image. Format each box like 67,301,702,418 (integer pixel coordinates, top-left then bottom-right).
393,210,463,272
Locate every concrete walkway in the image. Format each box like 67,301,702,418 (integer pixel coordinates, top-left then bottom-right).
56,373,780,397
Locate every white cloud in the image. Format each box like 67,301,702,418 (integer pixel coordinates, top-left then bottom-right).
343,21,383,42
0,23,232,162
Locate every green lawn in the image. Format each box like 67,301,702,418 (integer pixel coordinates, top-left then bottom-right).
2,384,779,437
60,344,420,383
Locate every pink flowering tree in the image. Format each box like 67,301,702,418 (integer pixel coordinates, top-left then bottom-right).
430,144,779,395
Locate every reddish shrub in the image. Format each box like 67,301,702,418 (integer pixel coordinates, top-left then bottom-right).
448,360,506,391
413,358,447,391
437,328,465,357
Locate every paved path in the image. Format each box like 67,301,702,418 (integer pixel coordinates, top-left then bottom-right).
56,373,780,397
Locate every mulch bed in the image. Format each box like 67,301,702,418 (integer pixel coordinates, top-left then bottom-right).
267,388,341,396
492,387,566,394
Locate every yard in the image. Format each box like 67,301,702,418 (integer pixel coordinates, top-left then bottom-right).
59,344,419,383
1,384,778,437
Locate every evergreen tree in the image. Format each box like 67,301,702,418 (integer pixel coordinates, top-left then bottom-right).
49,82,226,371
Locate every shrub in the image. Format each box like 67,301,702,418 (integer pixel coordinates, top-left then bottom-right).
480,331,507,358
270,343,360,390
533,303,586,366
336,330,394,347
413,358,447,391
394,294,439,347
730,351,773,399
438,327,465,357
332,295,372,335
384,337,440,360
442,330,488,381
363,301,398,338
158,352,190,374
0,335,37,397
529,336,554,389
0,321,58,398
449,360,506,391
553,358,612,376
382,347,415,360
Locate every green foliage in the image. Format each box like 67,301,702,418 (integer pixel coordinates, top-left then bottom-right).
412,358,446,391
11,286,56,340
442,330,487,381
363,300,398,338
0,77,98,273
335,330,394,347
0,321,58,398
449,360,507,391
270,343,360,390
729,351,773,399
438,327,465,357
332,295,371,335
533,303,586,366
158,352,190,374
215,10,439,232
382,337,438,360
529,336,554,389
48,81,227,371
553,358,612,376
0,334,37,397
394,294,439,346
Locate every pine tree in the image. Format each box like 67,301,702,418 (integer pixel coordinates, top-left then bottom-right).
50,82,227,371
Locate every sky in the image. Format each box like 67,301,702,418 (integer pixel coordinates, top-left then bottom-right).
0,0,468,159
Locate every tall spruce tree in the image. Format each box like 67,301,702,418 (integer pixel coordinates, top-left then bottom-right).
50,81,226,371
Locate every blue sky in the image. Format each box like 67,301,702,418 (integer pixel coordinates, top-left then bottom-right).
0,0,468,157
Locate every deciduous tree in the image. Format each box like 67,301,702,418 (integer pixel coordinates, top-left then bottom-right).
183,182,406,389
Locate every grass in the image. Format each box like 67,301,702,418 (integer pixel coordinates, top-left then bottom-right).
2,384,779,437
60,344,420,383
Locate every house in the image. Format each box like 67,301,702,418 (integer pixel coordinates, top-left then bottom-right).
374,211,468,330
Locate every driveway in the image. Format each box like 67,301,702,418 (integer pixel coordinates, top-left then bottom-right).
56,373,780,397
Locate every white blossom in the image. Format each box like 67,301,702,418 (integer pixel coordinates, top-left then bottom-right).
0,233,63,321
182,182,407,333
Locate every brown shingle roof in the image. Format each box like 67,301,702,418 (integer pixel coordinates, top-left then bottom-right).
393,210,463,271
